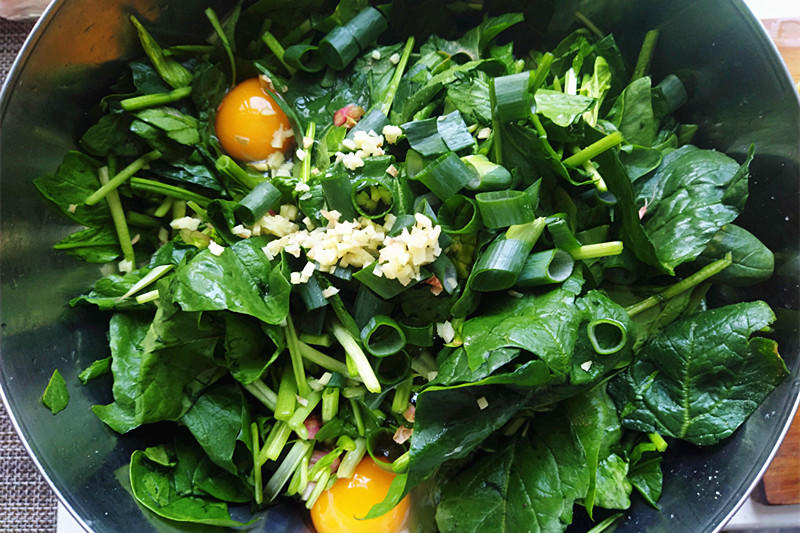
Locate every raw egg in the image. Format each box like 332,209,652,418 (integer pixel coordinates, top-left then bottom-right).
214,77,293,162
311,457,411,533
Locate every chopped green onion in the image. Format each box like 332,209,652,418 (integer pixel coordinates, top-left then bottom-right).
299,332,333,348
284,43,324,73
235,181,281,225
392,451,410,473
438,195,480,235
85,150,161,206
287,453,310,497
297,275,330,312
127,211,162,228
492,71,534,122
337,438,367,479
153,197,173,218
471,218,546,292
402,111,473,157
515,249,575,288
530,52,554,93
298,341,351,377
414,152,472,200
571,241,624,260
352,179,394,219
322,387,340,423
625,253,733,317
587,319,627,355
264,440,312,502
319,7,388,71
462,155,512,192
475,190,535,229
354,285,394,329
287,390,322,440
353,262,425,299
375,351,412,385
546,215,581,254
260,421,292,463
120,87,192,111
360,315,406,358
399,322,433,347
380,36,415,116
306,470,331,509
135,290,160,304
330,320,381,393
262,30,296,75
321,169,357,221
274,364,297,422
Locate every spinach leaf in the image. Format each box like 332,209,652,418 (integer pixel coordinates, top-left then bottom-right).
78,357,112,384
92,308,222,433
134,107,201,146
145,160,224,194
446,72,492,126
697,224,773,286
534,90,594,128
181,381,251,475
53,226,121,263
461,284,583,373
634,145,753,272
33,151,110,227
353,43,404,107
501,122,570,186
435,411,589,533
628,455,663,508
609,301,787,445
438,13,525,62
80,113,142,157
130,60,172,95
618,144,663,181
286,70,371,128
222,314,282,384
70,269,160,311
167,238,291,325
129,450,255,527
593,454,632,510
607,77,658,147
41,369,69,414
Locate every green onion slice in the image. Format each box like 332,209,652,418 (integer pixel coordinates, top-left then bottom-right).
321,168,357,220
402,111,473,157
438,195,480,235
587,319,627,355
399,322,434,347
375,351,412,385
475,190,535,229
360,315,406,357
515,249,575,288
235,181,281,225
492,71,534,122
352,178,394,219
414,152,472,200
471,218,546,292
319,7,388,71
284,43,325,73
462,154,513,192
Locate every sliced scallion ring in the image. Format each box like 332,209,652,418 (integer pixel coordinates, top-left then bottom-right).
438,195,480,235
515,249,575,288
587,319,627,355
475,190,535,229
375,350,412,385
360,315,406,357
235,181,282,225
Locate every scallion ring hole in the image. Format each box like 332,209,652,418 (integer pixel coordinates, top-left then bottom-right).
438,195,479,234
587,319,627,355
360,315,406,357
366,428,406,472
352,179,394,219
547,249,575,282
375,351,412,385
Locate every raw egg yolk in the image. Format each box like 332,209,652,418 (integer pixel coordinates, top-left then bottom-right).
311,458,411,533
215,77,292,162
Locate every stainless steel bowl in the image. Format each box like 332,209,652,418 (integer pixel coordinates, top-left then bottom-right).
1,1,798,532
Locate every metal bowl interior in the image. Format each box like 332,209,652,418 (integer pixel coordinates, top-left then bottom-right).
1,1,798,532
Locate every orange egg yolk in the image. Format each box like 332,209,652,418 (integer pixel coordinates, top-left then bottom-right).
214,77,292,162
311,458,411,533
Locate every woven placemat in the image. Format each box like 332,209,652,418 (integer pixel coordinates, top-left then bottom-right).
1,16,59,533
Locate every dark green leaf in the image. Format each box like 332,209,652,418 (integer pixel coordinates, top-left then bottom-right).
53,226,120,263
697,224,773,286
534,90,594,128
78,357,112,384
34,151,110,227
42,369,69,414
609,302,788,445
607,77,658,146
135,107,200,146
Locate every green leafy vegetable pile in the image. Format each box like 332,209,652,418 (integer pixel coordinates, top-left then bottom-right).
36,1,787,531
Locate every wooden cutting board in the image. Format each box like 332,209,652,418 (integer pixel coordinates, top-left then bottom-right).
759,17,800,506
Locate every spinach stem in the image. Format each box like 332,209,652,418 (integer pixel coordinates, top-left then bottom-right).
261,421,293,463
632,30,660,81
350,398,366,437
85,150,161,206
98,166,135,265
571,241,624,260
120,86,192,111
563,132,623,168
118,264,174,301
286,314,311,397
381,36,416,116
153,197,174,218
243,379,278,411
489,77,503,165
251,422,263,504
127,211,162,228
337,437,366,479
216,155,263,190
574,11,605,39
392,451,410,473
586,513,624,533
322,387,340,423
274,363,297,421
287,390,322,440
298,341,351,377
205,8,236,85
130,177,211,207
264,440,311,502
391,377,413,414
530,52,554,93
625,253,732,317
262,30,295,75
135,289,160,304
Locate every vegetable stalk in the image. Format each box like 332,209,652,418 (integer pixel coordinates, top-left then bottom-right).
120,87,192,111
563,132,623,168
85,150,161,206
251,422,263,504
264,440,312,502
625,253,732,317
330,320,381,393
205,8,236,84
243,380,277,411
129,177,211,207
286,314,311,397
97,166,135,266
381,36,415,116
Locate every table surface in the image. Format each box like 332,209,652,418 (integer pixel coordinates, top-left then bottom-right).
2,9,799,533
